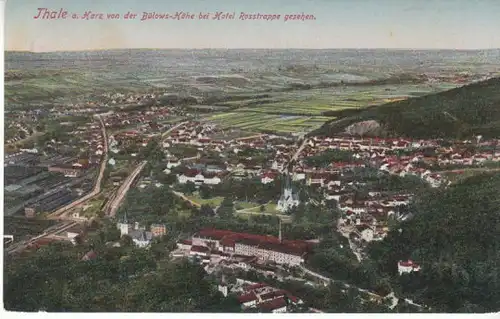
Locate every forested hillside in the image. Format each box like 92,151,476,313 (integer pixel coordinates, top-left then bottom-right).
367,173,500,312
313,77,500,139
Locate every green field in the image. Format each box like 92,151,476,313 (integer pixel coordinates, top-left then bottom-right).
186,195,224,207
202,85,436,134
206,112,334,134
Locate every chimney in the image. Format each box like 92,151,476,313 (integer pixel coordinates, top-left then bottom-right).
278,219,282,243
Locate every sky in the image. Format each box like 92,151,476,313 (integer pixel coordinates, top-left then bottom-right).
5,0,500,51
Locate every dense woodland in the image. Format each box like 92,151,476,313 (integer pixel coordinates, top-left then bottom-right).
314,77,500,139
3,237,240,312
367,172,500,312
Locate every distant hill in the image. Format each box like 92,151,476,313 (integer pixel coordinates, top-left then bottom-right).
311,77,500,139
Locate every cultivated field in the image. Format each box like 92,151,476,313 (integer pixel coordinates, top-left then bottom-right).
206,112,333,133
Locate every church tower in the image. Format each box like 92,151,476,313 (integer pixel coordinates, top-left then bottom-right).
277,173,300,212
118,211,129,236
218,274,228,297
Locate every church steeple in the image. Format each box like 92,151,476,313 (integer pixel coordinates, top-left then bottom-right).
119,211,129,236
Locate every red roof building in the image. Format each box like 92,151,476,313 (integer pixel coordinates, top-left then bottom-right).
397,259,421,275
257,297,288,313
192,229,313,266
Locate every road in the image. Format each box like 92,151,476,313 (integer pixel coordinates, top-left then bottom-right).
281,137,309,173
9,116,108,254
170,188,201,207
284,117,348,172
105,161,148,217
161,121,188,139
6,221,78,255
299,264,427,309
337,220,363,262
47,114,109,219
102,121,188,217
8,119,185,254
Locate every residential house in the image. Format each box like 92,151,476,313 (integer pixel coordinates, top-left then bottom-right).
397,260,421,275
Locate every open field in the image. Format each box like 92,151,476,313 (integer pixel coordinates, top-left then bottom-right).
234,201,260,210
205,112,334,134
201,83,465,134
186,195,224,207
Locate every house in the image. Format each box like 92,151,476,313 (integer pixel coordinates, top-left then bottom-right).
118,219,153,248
356,224,374,242
150,223,167,237
129,230,153,248
397,260,421,275
48,165,83,177
82,250,97,261
261,172,277,184
306,173,325,186
190,245,211,257
292,172,306,181
236,282,302,313
258,297,288,313
177,169,200,184
177,239,192,250
65,224,85,242
239,292,259,308
203,173,222,185
166,159,181,169
177,170,222,185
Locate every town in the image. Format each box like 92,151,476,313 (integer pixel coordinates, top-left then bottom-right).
5,92,500,312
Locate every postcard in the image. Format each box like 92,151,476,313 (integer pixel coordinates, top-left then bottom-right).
3,0,500,314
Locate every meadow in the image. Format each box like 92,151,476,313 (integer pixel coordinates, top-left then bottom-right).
202,82,465,135
206,112,334,133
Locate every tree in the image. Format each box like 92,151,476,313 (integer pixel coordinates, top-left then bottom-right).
199,185,212,199
120,235,134,247
217,197,235,219
4,242,236,312
200,204,215,217
367,173,500,312
182,181,197,195
140,138,165,163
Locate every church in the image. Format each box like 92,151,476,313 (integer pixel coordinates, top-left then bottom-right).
277,173,300,212
116,212,154,248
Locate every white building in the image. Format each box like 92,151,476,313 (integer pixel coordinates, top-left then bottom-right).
191,229,308,266
359,227,374,242
277,174,300,213
166,160,181,169
397,260,421,275
117,214,153,248
177,171,222,185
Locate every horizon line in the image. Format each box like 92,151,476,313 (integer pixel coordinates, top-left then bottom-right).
5,47,500,54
